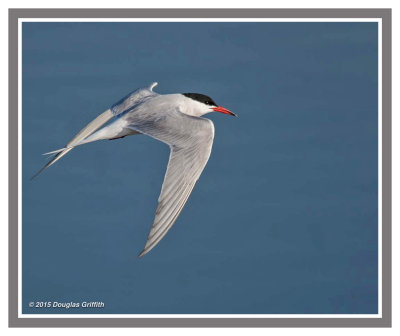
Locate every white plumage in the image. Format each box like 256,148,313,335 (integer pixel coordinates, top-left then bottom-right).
33,82,236,257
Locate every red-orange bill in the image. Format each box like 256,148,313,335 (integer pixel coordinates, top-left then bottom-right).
213,106,237,117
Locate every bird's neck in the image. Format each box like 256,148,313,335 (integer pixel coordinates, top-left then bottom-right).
178,95,209,117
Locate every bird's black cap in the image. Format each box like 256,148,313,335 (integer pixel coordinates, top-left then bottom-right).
183,93,217,106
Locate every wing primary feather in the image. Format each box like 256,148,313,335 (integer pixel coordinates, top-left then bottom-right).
30,148,74,180
31,109,114,179
149,181,194,240
134,116,214,257
138,183,196,258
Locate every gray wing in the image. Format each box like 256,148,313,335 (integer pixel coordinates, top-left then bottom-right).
32,82,159,179
128,109,215,257
111,82,159,117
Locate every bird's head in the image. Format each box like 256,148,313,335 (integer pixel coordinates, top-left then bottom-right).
182,93,237,118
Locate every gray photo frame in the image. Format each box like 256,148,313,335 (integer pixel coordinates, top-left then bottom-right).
9,8,391,328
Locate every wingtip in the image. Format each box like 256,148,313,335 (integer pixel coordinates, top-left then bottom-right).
138,242,154,258
30,168,44,180
149,82,158,91
137,249,147,258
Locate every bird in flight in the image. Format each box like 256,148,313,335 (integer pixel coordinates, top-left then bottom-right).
33,82,236,257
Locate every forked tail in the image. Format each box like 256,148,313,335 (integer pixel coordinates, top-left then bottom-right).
31,147,74,180
31,109,114,179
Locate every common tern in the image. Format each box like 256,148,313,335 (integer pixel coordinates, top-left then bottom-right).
33,82,236,257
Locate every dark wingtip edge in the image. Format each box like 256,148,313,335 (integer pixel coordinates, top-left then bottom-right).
137,249,147,259
30,168,44,181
